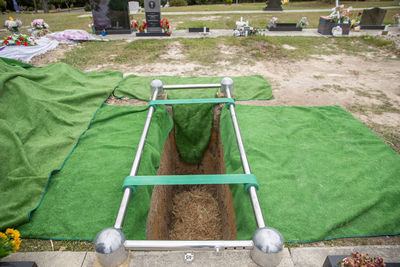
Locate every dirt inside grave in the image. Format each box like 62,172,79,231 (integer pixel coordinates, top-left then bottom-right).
146,105,237,240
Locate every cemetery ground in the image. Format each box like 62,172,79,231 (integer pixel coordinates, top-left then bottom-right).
2,1,400,254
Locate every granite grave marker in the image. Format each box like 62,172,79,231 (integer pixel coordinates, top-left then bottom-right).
136,0,169,36
263,0,282,11
360,7,387,29
90,0,132,34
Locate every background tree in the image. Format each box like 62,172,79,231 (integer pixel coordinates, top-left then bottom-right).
42,0,48,12
0,0,7,10
33,0,37,12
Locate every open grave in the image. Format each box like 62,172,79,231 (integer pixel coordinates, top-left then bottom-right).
95,79,282,266
147,104,236,241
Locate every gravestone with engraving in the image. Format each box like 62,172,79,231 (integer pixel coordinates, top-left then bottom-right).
90,0,132,34
263,0,282,11
360,7,387,29
129,1,140,14
136,0,169,36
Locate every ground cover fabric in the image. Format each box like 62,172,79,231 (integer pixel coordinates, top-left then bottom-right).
0,60,122,230
114,75,273,101
114,75,273,164
19,104,173,240
172,103,213,163
220,105,400,242
0,37,59,63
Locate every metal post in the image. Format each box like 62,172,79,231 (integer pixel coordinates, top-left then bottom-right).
114,80,162,229
163,84,220,90
221,78,265,229
94,80,163,267
221,77,284,267
124,240,253,251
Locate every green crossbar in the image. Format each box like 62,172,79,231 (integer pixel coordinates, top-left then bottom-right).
149,98,235,109
122,174,258,194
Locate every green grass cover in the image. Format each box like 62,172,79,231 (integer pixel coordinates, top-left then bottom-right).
220,105,400,242
0,61,123,230
19,105,173,240
114,75,273,101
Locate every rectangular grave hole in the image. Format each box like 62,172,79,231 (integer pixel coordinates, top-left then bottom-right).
146,105,237,240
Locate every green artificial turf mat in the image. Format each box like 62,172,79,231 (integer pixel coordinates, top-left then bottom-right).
19,104,173,240
220,105,400,242
0,60,122,230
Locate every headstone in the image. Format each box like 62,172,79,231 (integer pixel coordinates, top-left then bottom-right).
144,0,162,33
263,0,282,11
136,0,169,36
129,1,139,14
360,7,387,27
90,0,132,35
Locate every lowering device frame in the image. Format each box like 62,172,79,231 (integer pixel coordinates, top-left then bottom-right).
94,78,284,267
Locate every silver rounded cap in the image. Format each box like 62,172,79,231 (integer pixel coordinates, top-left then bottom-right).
252,227,284,254
150,79,164,97
220,77,234,94
94,227,126,254
94,228,128,267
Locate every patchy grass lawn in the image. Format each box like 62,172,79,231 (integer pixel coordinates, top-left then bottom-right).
59,35,397,70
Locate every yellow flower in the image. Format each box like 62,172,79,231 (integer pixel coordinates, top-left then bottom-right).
11,237,21,252
9,17,14,21
0,232,7,242
5,228,20,240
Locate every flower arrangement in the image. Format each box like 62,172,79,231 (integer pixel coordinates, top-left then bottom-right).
131,19,138,31
350,12,362,28
269,17,278,27
160,18,172,35
0,228,21,258
31,19,49,30
337,252,385,267
137,20,147,32
5,17,22,33
30,19,50,37
329,5,352,24
281,0,289,5
88,21,95,34
298,17,309,28
2,34,37,46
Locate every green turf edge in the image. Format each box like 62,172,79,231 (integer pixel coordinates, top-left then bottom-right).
26,74,125,223
0,57,37,68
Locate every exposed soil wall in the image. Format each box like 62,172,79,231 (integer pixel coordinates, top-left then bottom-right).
146,105,237,240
